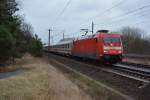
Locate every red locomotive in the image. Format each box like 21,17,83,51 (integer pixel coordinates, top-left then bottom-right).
50,30,123,63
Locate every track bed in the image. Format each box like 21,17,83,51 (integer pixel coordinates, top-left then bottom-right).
48,53,150,100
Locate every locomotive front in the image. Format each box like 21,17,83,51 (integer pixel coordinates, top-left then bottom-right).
102,33,123,63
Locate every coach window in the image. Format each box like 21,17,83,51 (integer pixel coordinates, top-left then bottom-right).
67,44,68,48
66,44,68,48
65,44,67,48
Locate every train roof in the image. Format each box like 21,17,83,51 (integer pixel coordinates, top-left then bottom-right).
52,30,121,46
75,31,121,41
57,38,74,45
96,30,109,33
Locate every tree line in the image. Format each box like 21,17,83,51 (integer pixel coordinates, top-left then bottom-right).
0,0,43,64
120,26,150,55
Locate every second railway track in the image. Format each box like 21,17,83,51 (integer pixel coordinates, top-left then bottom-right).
113,63,150,83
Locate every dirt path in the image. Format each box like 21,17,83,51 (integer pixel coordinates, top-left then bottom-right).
0,54,92,100
0,69,23,79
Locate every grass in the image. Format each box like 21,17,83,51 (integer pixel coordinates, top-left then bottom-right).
0,55,52,100
0,54,93,100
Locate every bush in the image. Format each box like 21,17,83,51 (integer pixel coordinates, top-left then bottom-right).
0,25,15,63
29,38,43,57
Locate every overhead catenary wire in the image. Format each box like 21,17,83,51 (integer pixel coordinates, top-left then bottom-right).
79,0,150,33
97,7,150,28
53,0,72,26
92,0,125,19
97,16,150,30
70,0,126,38
51,0,72,43
78,0,125,27
52,0,125,37
119,19,150,30
97,3,150,26
111,3,150,19
52,0,150,39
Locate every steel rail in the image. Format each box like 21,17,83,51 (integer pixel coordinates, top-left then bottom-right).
114,63,150,73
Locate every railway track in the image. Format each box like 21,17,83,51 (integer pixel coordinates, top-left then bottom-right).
72,58,150,84
86,63,150,84
119,62,150,68
77,59,150,84
48,53,150,99
48,53,150,84
113,63,150,83
81,63,150,84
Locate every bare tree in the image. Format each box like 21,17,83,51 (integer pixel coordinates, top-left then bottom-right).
120,26,150,55
21,22,33,42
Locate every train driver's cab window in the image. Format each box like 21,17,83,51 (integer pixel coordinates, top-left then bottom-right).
104,37,121,44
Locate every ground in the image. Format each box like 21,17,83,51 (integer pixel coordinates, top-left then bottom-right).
0,54,92,100
123,57,150,65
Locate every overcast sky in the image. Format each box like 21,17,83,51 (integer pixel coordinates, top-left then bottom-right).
18,0,150,44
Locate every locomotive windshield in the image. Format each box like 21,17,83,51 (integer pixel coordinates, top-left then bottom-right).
104,37,121,44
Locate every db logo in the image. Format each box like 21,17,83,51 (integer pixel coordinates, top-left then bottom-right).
110,43,113,46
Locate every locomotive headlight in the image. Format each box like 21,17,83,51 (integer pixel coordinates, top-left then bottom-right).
118,50,122,53
104,50,108,53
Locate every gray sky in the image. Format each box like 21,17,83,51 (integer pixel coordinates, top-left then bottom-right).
18,0,150,44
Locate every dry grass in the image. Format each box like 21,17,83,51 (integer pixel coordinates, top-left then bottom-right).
0,67,18,73
0,60,21,73
0,54,92,100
